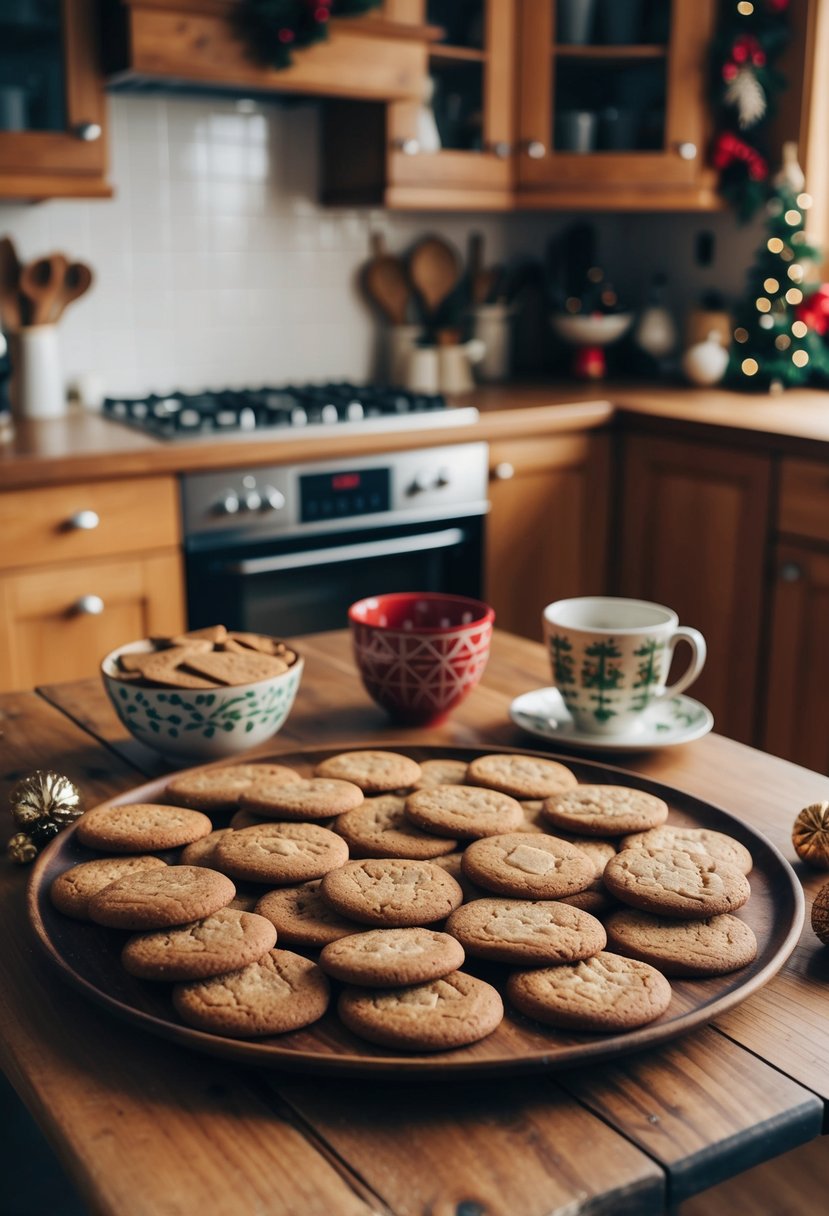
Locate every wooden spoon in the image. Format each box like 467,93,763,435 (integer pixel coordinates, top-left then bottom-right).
51,261,94,322
362,233,410,326
409,235,462,318
0,236,23,332
19,253,69,326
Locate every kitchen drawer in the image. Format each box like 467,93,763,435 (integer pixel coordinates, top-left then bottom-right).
778,458,829,544
0,477,180,571
0,551,185,691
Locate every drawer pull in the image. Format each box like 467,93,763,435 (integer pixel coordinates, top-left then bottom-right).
525,140,546,159
75,121,102,142
67,509,100,531
780,563,803,583
491,462,515,481
676,142,698,161
73,595,105,616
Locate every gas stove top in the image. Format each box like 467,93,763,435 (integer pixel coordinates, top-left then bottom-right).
102,383,479,441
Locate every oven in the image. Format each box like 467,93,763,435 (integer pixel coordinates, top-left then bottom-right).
182,443,489,637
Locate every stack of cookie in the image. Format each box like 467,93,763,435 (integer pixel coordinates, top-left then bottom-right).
49,749,758,1052
110,625,299,689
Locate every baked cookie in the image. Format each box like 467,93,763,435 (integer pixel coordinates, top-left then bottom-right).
182,650,289,685
173,948,330,1038
467,754,577,800
76,803,213,854
166,763,302,813
430,852,483,902
121,908,277,981
461,833,594,900
334,795,458,860
605,909,758,977
619,826,753,876
507,951,672,1032
319,928,464,987
181,829,233,868
50,856,168,921
229,808,268,830
603,847,751,919
255,881,360,949
405,785,524,840
214,822,349,885
241,777,364,821
88,865,236,930
518,802,548,834
554,836,617,914
338,971,503,1051
413,759,469,789
314,751,421,794
542,785,669,838
320,859,463,927
446,899,606,966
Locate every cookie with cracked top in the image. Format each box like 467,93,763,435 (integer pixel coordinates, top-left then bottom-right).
50,855,168,921
338,971,503,1051
255,880,360,949
507,951,672,1032
405,785,524,840
181,829,232,868
446,898,606,966
214,822,348,885
76,803,213,854
605,909,758,977
554,836,617,914
619,826,753,875
320,928,464,987
173,948,330,1037
241,777,364,821
314,750,422,794
466,754,577,800
166,763,302,813
461,832,594,900
412,759,469,790
88,865,236,930
603,847,751,919
334,795,458,860
121,907,277,981
320,858,462,927
542,785,669,838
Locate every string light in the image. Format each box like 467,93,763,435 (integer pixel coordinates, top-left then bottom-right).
785,209,802,225
788,264,804,282
796,193,813,210
792,231,807,245
742,358,759,375
759,315,774,329
565,297,581,313
786,288,803,305
737,0,754,11
768,238,784,253
792,350,809,368
781,247,795,261
734,327,749,343
775,334,791,351
792,320,808,338
756,297,771,312
764,277,780,293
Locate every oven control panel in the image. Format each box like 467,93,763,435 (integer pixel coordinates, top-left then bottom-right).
182,442,489,545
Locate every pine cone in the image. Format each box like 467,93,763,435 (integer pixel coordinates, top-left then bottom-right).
7,832,38,865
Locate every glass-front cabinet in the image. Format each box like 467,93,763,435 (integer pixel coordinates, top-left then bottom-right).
517,0,719,208
0,0,108,198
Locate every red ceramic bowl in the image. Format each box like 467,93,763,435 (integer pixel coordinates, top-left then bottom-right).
348,592,495,726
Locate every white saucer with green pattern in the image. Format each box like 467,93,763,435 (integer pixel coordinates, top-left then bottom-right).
510,687,713,753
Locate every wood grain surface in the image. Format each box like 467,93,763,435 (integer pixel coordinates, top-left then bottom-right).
4,629,829,1216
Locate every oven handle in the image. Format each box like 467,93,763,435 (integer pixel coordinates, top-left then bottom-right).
217,527,468,576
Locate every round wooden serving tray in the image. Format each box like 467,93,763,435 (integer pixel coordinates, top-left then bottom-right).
28,745,804,1077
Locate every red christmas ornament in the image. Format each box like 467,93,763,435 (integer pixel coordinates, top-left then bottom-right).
796,287,829,338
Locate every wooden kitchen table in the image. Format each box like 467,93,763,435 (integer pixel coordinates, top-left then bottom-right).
3,629,829,1216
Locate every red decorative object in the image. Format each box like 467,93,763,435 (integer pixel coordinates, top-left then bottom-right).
573,345,607,380
796,287,829,338
349,593,494,725
712,132,768,182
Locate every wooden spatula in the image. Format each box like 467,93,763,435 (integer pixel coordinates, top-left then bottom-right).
0,236,23,332
52,261,94,322
20,253,69,326
362,233,410,326
409,235,462,318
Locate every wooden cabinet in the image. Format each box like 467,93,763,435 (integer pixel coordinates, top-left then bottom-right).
322,0,516,209
485,431,611,641
517,0,719,210
0,0,110,201
617,434,772,745
0,476,185,692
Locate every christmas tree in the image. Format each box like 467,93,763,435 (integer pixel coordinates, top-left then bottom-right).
728,145,829,390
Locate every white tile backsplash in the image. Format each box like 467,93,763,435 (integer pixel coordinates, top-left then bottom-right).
0,92,760,398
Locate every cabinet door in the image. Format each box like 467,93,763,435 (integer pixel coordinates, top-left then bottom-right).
0,0,108,198
485,432,610,641
764,545,829,773
517,0,718,207
0,551,185,692
617,435,771,745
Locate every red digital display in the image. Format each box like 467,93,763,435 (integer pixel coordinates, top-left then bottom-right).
332,473,361,490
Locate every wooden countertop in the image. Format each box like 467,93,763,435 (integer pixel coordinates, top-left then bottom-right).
3,381,829,488
3,628,829,1216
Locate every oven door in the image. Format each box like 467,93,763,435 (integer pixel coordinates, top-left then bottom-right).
186,514,485,636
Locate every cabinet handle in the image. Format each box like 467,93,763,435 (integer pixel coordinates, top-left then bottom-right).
67,509,100,531
75,121,102,142
780,562,803,583
73,595,105,616
488,141,512,159
491,462,515,481
392,137,420,156
676,142,698,161
524,140,546,159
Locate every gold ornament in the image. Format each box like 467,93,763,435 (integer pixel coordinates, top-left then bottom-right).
7,832,38,865
811,882,829,945
10,770,83,830
792,802,829,868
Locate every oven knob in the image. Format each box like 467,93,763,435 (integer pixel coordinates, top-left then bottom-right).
436,467,451,487
217,492,240,515
242,489,262,512
262,486,286,510
409,471,432,495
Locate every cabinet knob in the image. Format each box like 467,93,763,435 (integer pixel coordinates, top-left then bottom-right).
67,509,100,531
525,141,546,160
677,142,698,161
491,461,515,481
488,141,512,159
73,594,105,616
75,121,102,142
780,562,803,583
393,137,420,156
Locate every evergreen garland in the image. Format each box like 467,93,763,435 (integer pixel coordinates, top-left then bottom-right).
237,0,382,71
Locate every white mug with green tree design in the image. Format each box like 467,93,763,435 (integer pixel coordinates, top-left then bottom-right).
542,597,706,735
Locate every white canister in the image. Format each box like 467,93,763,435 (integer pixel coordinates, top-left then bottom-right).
437,339,486,394
405,345,440,393
472,304,513,382
14,325,66,419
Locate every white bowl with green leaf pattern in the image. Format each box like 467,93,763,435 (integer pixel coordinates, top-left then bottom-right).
101,639,303,762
